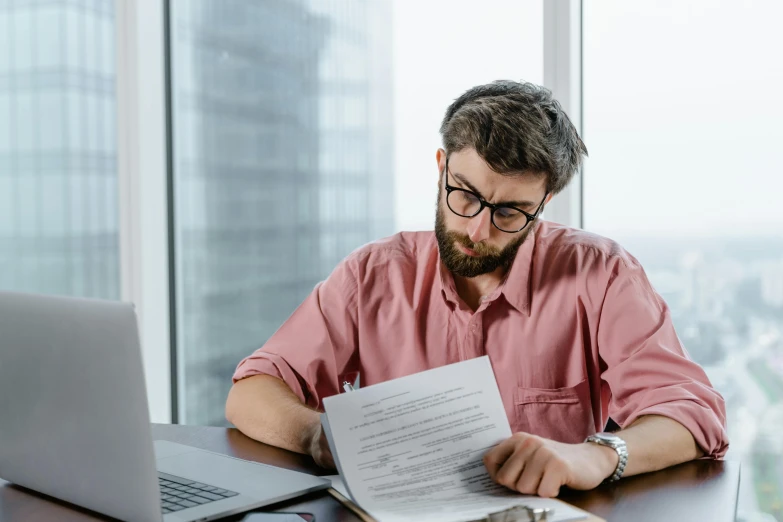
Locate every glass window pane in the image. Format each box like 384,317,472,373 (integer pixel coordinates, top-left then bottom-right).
169,0,543,425
0,11,11,73
0,2,118,300
584,1,783,519
39,91,64,149
65,9,81,69
36,7,63,69
12,10,33,70
0,92,11,153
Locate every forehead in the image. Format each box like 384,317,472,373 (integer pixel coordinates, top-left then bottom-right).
448,149,547,195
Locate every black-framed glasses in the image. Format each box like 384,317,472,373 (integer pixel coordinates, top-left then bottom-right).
443,158,548,233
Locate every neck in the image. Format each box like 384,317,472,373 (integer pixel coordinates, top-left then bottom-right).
453,267,506,312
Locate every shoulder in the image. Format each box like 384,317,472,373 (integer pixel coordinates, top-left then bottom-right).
535,221,642,273
340,231,437,280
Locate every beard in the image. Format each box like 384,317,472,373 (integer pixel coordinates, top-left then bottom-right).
434,190,534,278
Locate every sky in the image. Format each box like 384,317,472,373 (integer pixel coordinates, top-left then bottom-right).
392,0,783,239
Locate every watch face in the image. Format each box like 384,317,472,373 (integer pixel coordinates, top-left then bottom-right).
594,433,621,442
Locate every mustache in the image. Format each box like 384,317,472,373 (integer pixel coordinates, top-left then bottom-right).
445,231,502,257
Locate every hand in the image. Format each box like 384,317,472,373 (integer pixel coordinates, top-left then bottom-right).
305,421,336,470
483,432,619,497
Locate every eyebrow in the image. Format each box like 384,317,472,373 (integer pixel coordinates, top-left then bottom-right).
450,170,538,209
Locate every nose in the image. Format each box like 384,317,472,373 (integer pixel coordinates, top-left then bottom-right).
466,207,492,243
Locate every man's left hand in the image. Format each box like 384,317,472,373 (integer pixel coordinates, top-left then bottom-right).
483,432,619,497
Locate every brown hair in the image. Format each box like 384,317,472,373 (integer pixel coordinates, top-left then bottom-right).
440,80,587,195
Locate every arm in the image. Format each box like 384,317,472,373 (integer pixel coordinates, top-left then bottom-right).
484,414,702,497
485,255,726,497
597,259,728,459
226,255,361,467
226,374,335,468
612,414,703,476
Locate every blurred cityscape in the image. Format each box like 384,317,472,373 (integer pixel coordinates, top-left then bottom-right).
619,234,783,522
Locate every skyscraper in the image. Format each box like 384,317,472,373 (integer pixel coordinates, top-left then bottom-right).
169,0,395,425
0,0,119,299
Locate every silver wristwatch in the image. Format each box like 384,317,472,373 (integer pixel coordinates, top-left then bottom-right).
584,432,628,482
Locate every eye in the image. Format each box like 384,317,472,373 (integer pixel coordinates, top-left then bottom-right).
460,191,479,203
495,207,520,219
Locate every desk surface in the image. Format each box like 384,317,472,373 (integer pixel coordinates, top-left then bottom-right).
0,424,739,522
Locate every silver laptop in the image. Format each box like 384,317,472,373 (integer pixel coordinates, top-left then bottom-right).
0,292,330,521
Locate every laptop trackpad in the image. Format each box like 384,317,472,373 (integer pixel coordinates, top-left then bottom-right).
154,441,328,501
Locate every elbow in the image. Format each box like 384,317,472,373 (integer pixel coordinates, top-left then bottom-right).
225,382,243,427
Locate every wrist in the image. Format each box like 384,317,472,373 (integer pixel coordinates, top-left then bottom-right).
585,442,620,480
584,432,628,482
299,413,323,456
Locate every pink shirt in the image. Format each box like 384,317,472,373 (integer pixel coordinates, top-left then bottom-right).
233,221,728,458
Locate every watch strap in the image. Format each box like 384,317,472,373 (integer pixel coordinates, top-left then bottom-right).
585,433,628,482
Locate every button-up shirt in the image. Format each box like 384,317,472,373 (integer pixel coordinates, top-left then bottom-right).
233,221,728,457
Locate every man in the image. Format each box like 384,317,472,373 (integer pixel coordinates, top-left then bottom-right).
226,80,728,498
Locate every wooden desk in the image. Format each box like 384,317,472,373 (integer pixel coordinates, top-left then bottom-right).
0,424,740,521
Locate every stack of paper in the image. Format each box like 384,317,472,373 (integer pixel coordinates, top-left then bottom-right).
321,357,593,522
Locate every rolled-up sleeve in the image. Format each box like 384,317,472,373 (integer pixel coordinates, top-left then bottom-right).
598,260,729,458
232,255,360,410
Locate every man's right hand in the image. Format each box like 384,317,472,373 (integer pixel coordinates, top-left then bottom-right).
306,422,336,470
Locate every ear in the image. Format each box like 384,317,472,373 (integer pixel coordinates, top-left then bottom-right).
436,148,446,182
545,193,554,205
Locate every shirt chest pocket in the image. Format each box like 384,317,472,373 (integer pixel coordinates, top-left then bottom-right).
513,379,595,444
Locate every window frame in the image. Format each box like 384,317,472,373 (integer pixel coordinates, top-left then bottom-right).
543,0,584,229
116,0,174,423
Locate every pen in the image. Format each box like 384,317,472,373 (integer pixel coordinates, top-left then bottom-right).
342,380,355,393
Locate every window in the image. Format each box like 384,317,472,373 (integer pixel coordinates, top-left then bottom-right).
168,0,543,425
584,1,783,519
0,1,119,300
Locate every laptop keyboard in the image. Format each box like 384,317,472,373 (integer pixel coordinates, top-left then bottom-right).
158,471,239,514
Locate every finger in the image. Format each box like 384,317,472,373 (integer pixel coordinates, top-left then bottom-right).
494,437,541,489
537,458,567,498
483,437,518,480
514,446,550,495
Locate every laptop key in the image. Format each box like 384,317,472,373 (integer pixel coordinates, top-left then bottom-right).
167,504,186,512
162,508,172,514
177,500,198,508
201,486,217,491
158,472,194,486
223,491,239,497
196,491,223,501
212,488,228,495
189,496,211,505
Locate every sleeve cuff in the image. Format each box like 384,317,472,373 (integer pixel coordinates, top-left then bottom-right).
622,402,729,459
232,352,308,405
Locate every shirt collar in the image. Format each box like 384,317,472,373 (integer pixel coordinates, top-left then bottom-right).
435,223,536,315
437,251,460,309
497,222,536,315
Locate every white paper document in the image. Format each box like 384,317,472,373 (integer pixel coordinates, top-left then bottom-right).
321,356,589,522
